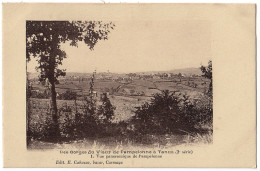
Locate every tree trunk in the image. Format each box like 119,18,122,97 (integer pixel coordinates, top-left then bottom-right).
48,34,61,141
50,81,58,121
48,47,60,139
49,78,60,140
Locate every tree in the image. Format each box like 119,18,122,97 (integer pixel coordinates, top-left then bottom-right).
84,71,97,119
26,21,115,138
98,93,116,124
200,60,212,96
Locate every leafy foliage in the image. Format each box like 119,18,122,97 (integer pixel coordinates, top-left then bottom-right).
98,93,116,124
30,90,50,99
133,90,213,136
200,60,212,95
28,110,58,142
58,73,116,140
26,21,115,83
133,90,181,134
57,90,77,100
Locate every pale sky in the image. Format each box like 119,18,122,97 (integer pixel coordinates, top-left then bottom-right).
27,20,211,73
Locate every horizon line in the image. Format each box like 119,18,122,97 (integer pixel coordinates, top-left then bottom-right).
27,66,202,74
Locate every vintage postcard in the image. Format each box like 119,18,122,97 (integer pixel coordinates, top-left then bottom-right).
2,3,256,168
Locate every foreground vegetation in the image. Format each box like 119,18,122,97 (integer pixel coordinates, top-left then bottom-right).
27,88,212,148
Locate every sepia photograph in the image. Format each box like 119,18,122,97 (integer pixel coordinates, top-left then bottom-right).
3,3,256,168
26,20,213,149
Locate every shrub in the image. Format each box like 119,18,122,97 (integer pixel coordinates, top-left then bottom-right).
97,93,116,124
57,73,117,140
133,90,183,134
57,90,77,100
30,90,50,99
58,93,117,140
132,90,213,136
28,110,58,142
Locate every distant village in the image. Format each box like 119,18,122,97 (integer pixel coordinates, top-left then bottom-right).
29,71,201,84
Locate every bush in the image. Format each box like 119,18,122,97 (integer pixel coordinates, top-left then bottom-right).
30,90,50,99
28,110,58,142
57,90,77,100
97,93,116,124
58,93,117,140
132,90,212,136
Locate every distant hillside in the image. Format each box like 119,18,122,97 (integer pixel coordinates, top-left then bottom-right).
27,67,203,79
168,67,202,76
137,67,202,76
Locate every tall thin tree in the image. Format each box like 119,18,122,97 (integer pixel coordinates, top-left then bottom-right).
26,21,115,138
